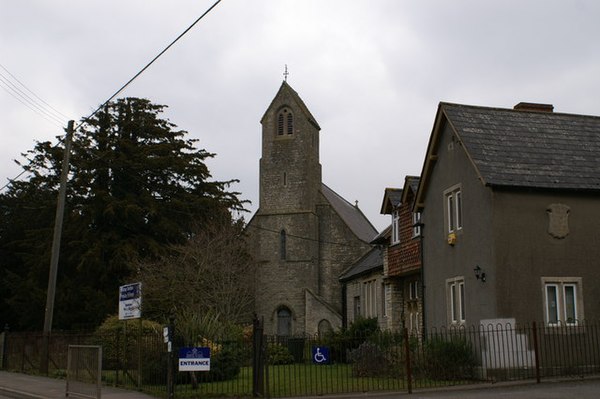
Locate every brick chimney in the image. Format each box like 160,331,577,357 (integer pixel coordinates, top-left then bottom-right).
513,102,554,112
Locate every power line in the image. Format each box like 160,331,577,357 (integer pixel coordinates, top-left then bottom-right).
76,0,222,131
0,170,28,192
0,74,66,127
245,223,363,248
2,0,223,192
0,63,70,121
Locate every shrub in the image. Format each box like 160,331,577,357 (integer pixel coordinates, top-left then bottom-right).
348,330,406,378
347,317,379,339
95,315,162,372
349,341,390,377
423,336,476,380
320,317,380,363
267,343,294,365
199,340,245,382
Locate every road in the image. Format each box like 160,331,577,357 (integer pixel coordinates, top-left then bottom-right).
339,379,600,398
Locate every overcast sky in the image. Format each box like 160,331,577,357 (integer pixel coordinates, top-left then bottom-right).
2,1,600,231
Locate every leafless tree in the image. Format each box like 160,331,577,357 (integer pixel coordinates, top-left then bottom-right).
138,218,256,331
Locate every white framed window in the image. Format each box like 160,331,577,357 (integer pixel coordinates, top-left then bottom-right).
363,280,378,318
391,209,400,244
447,277,466,324
412,212,422,237
445,186,463,233
542,277,583,326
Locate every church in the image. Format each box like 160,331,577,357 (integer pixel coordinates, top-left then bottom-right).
246,81,377,336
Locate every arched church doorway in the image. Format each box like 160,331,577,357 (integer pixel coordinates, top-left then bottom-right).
277,306,292,336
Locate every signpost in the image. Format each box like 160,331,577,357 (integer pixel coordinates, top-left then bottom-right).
178,347,211,371
118,282,142,320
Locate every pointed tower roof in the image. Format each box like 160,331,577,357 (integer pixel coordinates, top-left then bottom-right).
260,81,321,130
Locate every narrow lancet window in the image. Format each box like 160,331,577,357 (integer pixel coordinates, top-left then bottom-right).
280,230,287,260
287,112,293,134
277,113,284,135
277,108,293,136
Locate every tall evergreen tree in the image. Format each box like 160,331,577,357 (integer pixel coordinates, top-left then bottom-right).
0,98,246,330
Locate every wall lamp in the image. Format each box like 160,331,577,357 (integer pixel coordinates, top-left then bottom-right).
474,265,486,282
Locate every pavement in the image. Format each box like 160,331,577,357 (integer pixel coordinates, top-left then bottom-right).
0,371,155,399
1,371,600,399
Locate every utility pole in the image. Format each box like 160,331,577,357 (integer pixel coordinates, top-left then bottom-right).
40,120,74,374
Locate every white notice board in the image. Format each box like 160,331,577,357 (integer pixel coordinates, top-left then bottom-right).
118,282,142,320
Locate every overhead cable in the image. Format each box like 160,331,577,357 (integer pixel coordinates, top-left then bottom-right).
77,0,222,130
1,0,223,192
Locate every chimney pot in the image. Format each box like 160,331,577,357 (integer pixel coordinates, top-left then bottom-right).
513,102,554,112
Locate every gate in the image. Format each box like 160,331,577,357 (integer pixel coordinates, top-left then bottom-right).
66,345,102,399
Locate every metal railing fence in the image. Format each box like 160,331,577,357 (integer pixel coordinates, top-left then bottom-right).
1,321,599,397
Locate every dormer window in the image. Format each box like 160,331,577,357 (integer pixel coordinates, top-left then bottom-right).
277,108,293,135
412,212,422,237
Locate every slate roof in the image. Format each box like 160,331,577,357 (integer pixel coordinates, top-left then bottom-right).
406,176,420,193
339,246,383,282
380,188,403,214
260,81,321,130
443,102,600,191
370,224,391,245
401,176,420,204
321,183,378,243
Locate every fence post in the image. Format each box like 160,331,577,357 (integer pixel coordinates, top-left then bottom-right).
167,316,175,399
115,330,120,386
137,318,142,388
252,315,265,397
0,325,7,370
532,321,540,383
403,328,412,394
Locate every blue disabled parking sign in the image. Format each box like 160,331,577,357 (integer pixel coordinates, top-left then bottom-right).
312,346,330,364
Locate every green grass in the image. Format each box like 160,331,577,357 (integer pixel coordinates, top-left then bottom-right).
173,363,407,398
18,364,475,398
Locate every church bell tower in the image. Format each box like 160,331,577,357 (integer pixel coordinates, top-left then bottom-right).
259,81,322,213
253,81,323,335
248,80,375,336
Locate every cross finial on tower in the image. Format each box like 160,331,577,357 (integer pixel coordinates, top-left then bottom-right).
283,64,289,82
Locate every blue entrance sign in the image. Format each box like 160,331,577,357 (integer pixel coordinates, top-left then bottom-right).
178,347,211,371
312,346,330,364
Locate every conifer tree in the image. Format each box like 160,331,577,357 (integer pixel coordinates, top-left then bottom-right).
0,97,246,330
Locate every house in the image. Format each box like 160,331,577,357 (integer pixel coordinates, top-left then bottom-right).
414,101,600,329
339,247,385,329
372,176,423,334
246,81,377,336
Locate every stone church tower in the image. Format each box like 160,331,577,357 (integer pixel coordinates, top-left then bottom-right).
247,81,376,336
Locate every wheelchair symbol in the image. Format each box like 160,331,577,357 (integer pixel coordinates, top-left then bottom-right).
313,347,327,363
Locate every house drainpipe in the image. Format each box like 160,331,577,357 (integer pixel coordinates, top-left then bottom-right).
418,222,426,337
341,283,347,329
